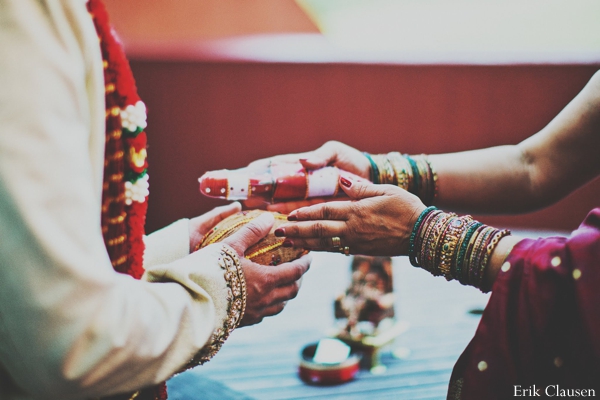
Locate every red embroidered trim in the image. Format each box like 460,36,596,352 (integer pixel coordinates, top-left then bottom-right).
87,0,163,399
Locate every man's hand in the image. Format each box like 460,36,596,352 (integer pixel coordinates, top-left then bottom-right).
188,202,242,252
222,213,311,326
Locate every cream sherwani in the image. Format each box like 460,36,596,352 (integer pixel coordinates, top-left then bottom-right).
0,1,231,398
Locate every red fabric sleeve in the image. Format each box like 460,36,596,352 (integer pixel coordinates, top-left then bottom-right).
449,208,600,399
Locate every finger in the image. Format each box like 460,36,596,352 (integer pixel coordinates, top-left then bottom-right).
247,151,312,169
299,141,340,170
222,213,274,255
283,236,347,251
267,254,311,287
278,220,346,241
338,173,389,200
287,200,352,222
200,202,242,232
266,282,302,304
266,198,326,214
259,303,286,319
243,197,269,210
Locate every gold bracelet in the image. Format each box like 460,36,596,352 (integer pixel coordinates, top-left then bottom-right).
373,154,395,185
388,152,410,190
478,229,511,291
430,213,456,276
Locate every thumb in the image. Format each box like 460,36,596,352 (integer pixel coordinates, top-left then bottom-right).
299,157,328,170
339,173,388,200
222,212,275,256
299,142,338,170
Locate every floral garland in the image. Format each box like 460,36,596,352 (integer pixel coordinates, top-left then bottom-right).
87,1,164,399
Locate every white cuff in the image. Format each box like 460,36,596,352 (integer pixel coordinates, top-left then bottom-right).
143,219,190,269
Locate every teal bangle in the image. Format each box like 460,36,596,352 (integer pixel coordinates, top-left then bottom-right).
409,206,437,267
455,221,482,284
405,154,420,194
363,152,379,184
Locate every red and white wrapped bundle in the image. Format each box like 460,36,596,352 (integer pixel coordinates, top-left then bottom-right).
199,162,344,202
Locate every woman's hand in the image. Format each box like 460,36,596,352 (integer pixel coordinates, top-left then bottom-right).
275,174,426,257
247,140,371,179
222,213,311,327
188,202,242,252
244,140,371,212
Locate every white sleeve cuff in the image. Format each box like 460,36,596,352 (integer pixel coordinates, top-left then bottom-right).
143,219,190,269
143,243,246,368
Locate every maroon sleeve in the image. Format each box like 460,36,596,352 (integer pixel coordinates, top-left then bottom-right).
449,208,600,399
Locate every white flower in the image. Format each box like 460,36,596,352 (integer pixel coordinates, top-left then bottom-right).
120,101,147,133
125,174,149,205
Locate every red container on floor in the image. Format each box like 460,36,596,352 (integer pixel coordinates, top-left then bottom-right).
298,343,361,385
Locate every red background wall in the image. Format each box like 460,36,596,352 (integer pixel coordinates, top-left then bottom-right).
128,61,600,233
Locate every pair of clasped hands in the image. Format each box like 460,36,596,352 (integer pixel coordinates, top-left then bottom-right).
191,141,425,327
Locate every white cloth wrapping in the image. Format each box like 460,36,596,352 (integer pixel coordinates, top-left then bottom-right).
0,1,231,398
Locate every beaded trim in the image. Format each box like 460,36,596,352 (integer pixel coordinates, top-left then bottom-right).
182,245,247,368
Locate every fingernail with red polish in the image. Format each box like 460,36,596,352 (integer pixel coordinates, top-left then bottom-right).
274,228,285,237
340,176,353,188
287,214,298,221
282,239,294,248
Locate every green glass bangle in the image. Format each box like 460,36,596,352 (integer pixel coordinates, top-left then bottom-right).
405,154,420,194
455,221,482,284
363,152,380,184
409,206,437,267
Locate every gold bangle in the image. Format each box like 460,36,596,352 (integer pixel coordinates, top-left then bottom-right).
373,154,395,185
423,155,438,204
388,152,410,190
438,216,463,279
478,229,511,291
429,213,456,276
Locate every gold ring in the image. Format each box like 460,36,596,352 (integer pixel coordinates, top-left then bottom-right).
339,246,350,256
331,236,341,248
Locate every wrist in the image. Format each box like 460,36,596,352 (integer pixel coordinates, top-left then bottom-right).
409,207,511,292
365,152,437,205
482,235,521,291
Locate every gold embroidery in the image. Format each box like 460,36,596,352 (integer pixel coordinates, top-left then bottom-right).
108,173,124,182
106,212,126,224
101,195,126,211
107,234,127,246
448,378,463,400
106,150,125,162
107,129,122,140
181,245,246,369
111,254,128,267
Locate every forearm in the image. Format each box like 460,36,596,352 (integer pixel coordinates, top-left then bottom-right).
430,70,600,215
482,234,523,291
429,145,535,214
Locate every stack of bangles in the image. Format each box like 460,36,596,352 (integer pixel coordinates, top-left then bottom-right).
409,206,511,292
363,151,437,205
